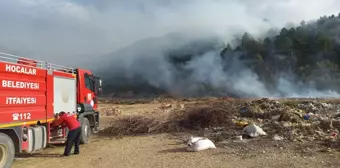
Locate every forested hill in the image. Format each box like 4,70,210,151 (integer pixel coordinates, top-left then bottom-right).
99,13,340,98
220,14,340,94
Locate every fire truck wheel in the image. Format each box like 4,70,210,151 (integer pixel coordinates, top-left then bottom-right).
80,118,90,144
0,133,15,168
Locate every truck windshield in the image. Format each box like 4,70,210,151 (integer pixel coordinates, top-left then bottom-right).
84,72,102,95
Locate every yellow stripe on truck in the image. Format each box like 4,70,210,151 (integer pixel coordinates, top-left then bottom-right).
0,118,55,128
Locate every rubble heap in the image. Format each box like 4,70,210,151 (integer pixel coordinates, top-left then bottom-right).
210,98,340,142
100,98,340,142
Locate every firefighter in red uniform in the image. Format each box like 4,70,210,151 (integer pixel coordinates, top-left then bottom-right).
51,111,81,156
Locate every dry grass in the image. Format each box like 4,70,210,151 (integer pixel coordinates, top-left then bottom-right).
98,99,243,137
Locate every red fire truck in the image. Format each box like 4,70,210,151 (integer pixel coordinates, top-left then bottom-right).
0,52,102,168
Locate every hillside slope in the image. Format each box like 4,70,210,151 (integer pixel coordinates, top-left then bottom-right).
96,14,340,98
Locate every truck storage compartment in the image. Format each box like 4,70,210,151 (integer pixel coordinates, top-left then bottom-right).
53,76,76,115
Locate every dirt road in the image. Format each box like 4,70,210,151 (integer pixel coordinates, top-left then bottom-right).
12,133,340,168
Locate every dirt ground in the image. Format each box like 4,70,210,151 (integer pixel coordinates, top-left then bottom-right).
11,133,340,168
11,100,340,168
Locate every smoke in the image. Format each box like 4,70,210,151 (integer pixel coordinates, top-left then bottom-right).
184,51,271,97
1,0,340,97
0,0,339,65
97,31,340,98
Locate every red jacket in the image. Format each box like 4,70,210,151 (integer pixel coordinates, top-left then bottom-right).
52,113,81,131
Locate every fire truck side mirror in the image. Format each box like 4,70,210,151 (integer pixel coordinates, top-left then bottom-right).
93,77,102,95
99,79,102,92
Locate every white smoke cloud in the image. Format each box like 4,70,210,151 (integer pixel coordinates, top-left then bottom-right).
0,0,339,66
183,51,271,97
1,0,340,98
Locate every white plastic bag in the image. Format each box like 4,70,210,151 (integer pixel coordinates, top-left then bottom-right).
243,123,267,138
186,136,216,152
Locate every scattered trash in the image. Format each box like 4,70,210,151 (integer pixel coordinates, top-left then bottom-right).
240,107,248,113
303,113,310,120
273,134,284,141
100,97,340,144
271,115,281,120
321,103,332,109
234,135,243,140
233,120,249,127
330,131,338,139
282,122,292,127
186,136,216,152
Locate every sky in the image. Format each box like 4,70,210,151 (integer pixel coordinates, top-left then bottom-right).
0,0,339,68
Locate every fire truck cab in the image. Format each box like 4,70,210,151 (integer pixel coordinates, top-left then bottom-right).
0,52,102,168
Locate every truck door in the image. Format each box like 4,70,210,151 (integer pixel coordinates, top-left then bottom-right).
83,73,98,110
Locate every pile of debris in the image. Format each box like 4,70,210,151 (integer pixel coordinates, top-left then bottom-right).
239,98,336,122
205,98,340,142
100,97,340,142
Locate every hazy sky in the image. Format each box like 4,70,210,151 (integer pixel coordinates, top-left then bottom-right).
0,0,339,67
